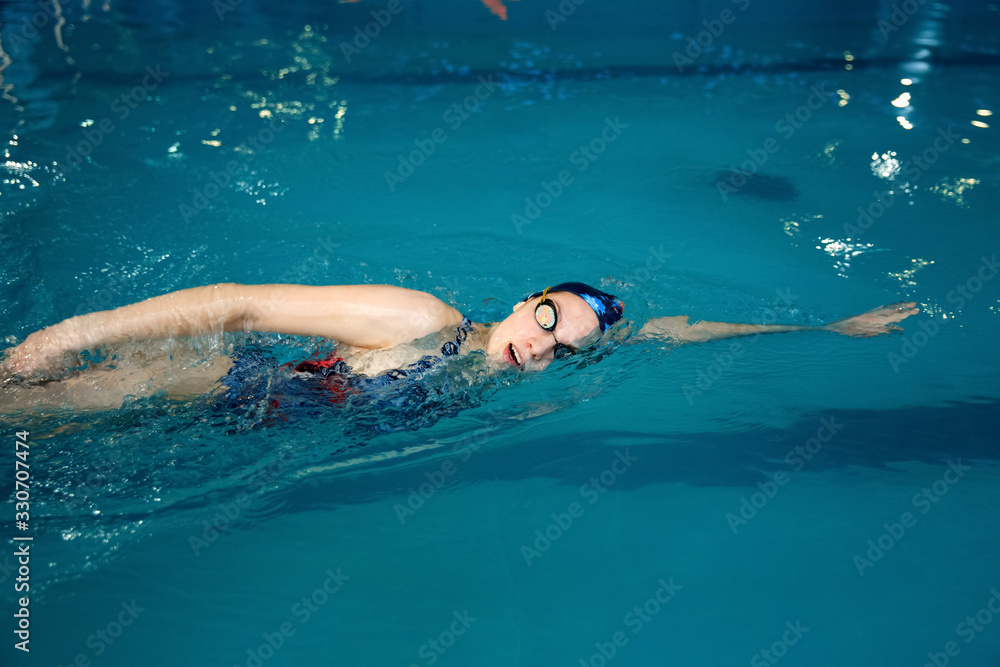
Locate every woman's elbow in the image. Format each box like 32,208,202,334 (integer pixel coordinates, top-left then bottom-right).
200,282,255,332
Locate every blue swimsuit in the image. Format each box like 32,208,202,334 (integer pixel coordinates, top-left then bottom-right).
218,318,475,429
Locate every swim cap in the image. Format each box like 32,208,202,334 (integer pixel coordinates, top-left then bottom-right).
524,282,625,333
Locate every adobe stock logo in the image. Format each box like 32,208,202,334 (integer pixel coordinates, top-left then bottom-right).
921,588,1000,667
384,75,499,192
339,0,408,62
520,449,637,566
64,65,170,170
511,116,628,233
750,620,809,667
671,0,752,73
878,0,931,40
232,567,349,667
852,460,970,576
4,0,70,55
889,255,997,373
52,601,145,666
716,84,830,201
406,610,477,667
577,578,682,667
725,416,843,534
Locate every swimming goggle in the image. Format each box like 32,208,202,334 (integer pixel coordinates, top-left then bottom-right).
535,287,575,360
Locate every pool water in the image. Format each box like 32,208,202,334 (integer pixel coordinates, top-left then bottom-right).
2,0,1000,665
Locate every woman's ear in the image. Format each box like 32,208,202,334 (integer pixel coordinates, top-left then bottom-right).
511,299,528,314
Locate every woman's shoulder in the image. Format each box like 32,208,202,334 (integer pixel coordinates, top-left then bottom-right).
349,285,466,339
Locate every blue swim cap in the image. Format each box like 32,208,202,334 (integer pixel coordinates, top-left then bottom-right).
525,282,625,333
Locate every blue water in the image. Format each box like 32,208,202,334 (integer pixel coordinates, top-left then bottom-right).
2,0,1000,665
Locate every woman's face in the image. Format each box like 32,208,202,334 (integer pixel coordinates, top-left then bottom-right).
486,292,601,371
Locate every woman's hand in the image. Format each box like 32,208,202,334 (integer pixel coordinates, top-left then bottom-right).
2,324,78,382
823,302,919,338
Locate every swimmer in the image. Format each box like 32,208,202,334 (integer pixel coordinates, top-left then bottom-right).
0,282,918,411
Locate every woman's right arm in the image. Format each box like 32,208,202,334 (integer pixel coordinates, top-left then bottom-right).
3,283,463,378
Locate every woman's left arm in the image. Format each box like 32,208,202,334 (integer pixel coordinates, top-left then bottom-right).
636,302,919,344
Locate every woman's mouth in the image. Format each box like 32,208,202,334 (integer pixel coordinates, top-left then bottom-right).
507,343,523,367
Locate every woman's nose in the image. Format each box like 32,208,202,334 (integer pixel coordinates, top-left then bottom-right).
527,332,554,359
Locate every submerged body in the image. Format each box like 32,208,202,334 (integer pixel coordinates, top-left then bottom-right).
0,281,918,414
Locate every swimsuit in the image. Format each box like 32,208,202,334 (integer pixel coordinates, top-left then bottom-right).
217,318,476,431
292,317,472,390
